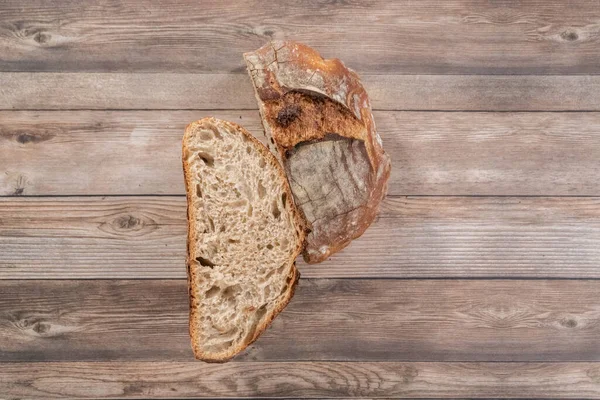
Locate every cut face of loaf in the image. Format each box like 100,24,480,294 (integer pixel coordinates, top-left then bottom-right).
182,117,305,362
244,41,391,264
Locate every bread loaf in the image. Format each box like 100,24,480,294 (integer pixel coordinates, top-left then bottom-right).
182,117,305,362
244,41,391,263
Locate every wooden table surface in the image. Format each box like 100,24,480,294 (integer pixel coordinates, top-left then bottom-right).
2,1,600,398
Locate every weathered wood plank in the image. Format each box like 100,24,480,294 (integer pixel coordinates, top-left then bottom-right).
2,361,599,399
0,73,257,110
2,111,600,196
2,196,600,279
0,197,186,279
1,1,600,74
1,279,599,362
3,73,600,111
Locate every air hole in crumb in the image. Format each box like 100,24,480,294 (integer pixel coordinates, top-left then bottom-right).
208,339,234,353
264,269,275,281
196,256,215,268
205,286,220,298
264,285,271,298
207,217,215,232
266,244,274,250
223,284,241,299
270,138,275,144
209,126,222,139
279,282,289,296
197,152,214,167
220,225,226,232
199,272,211,281
200,130,213,140
207,243,217,256
228,239,239,244
257,181,266,199
272,199,281,219
281,192,287,207
247,204,253,216
227,200,245,209
259,158,266,168
281,238,289,247
244,305,268,344
246,146,251,154
220,327,238,338
196,184,203,198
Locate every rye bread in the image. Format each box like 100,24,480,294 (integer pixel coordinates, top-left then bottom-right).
182,117,305,362
244,41,391,263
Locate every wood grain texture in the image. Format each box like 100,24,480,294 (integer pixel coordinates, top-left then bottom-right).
3,111,600,196
0,73,257,110
1,1,600,74
0,197,185,279
3,73,600,111
3,196,600,279
3,1,599,398
1,279,600,362
2,362,600,399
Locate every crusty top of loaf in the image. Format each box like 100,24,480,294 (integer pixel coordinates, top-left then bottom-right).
244,41,391,264
244,40,388,171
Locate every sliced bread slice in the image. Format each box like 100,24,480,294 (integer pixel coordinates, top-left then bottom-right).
182,117,305,362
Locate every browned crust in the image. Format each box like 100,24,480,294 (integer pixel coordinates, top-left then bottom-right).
182,117,305,362
244,41,391,263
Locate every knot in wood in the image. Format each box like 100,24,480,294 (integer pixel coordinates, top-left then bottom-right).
559,317,578,328
560,30,578,41
32,321,50,334
17,133,41,144
99,213,157,237
33,31,51,44
115,215,141,230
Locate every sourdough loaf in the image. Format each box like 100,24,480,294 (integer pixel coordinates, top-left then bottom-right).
244,41,391,263
182,117,305,362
